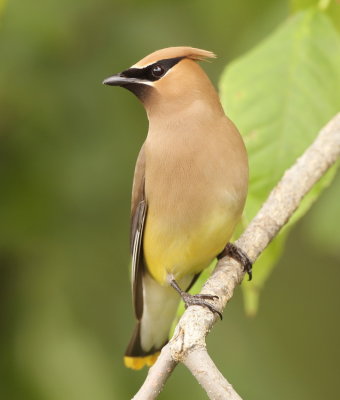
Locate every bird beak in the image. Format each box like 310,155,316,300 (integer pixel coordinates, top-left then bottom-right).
102,71,152,100
102,73,131,87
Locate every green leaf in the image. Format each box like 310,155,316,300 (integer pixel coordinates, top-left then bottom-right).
291,0,328,10
219,9,340,314
303,171,340,256
290,0,340,30
242,231,287,316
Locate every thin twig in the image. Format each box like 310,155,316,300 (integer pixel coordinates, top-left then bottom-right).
131,347,177,399
184,348,243,400
133,113,340,400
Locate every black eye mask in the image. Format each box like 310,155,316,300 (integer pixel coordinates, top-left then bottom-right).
121,57,184,82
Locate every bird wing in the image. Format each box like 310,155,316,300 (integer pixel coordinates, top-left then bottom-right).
130,144,147,320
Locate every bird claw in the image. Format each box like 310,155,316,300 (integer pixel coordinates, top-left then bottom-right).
182,292,222,320
218,242,253,281
194,293,219,300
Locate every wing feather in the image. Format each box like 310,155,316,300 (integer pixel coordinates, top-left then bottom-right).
130,144,147,320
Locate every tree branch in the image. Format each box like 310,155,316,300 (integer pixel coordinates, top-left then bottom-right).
133,113,340,400
184,348,243,400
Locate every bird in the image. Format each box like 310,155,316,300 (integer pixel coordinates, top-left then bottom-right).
103,47,250,370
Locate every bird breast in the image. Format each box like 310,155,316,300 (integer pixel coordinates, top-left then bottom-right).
142,116,248,284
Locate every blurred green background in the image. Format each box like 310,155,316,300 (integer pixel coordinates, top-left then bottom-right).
0,1,339,399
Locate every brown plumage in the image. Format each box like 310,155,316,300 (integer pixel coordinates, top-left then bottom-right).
103,47,248,370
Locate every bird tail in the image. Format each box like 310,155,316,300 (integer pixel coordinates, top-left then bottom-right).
124,272,184,370
124,322,163,370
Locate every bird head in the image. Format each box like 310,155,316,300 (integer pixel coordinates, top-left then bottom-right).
103,47,220,117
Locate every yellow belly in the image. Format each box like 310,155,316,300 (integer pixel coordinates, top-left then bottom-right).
143,210,237,285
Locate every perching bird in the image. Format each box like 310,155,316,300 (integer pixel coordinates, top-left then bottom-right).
103,47,250,370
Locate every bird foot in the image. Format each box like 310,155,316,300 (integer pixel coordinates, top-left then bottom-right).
169,278,222,319
181,292,222,320
218,242,253,281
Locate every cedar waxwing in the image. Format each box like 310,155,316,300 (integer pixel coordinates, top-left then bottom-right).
103,47,251,370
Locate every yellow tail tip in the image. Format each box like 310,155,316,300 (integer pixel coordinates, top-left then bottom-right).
124,352,160,370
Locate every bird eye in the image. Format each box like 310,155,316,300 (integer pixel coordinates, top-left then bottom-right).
151,65,165,78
